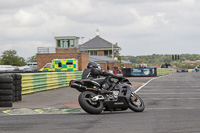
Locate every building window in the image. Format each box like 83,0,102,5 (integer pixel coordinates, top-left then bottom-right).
66,62,73,65
115,50,119,56
61,40,65,48
57,39,75,48
70,40,74,47
89,51,97,55
58,62,62,67
104,50,112,56
44,63,51,68
66,40,69,48
57,40,61,47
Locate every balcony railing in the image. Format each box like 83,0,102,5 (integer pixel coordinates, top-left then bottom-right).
37,47,56,53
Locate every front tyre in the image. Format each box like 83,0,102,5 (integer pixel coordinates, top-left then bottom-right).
78,91,103,114
128,93,145,112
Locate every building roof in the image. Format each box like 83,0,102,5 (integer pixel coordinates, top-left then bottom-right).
121,60,132,64
54,36,79,40
80,36,120,50
89,56,119,63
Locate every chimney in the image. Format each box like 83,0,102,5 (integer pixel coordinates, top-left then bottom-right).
96,28,100,36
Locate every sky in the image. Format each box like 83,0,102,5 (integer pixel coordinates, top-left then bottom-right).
0,0,200,59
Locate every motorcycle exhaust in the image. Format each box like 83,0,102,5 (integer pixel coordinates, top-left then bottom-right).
70,82,87,92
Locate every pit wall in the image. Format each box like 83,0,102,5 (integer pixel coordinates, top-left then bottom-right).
21,71,82,95
188,69,200,72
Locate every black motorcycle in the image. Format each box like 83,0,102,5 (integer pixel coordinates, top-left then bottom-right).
70,76,145,114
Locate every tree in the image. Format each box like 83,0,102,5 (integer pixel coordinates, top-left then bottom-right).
0,50,26,66
27,55,37,62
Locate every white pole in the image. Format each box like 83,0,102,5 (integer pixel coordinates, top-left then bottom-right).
112,44,114,58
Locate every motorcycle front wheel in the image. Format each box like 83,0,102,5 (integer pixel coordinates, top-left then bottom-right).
128,93,145,112
78,91,103,114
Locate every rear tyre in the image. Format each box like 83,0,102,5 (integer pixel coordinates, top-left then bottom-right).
78,91,103,114
128,93,145,112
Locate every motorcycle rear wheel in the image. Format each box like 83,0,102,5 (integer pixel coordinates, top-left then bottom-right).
128,93,145,112
78,91,103,114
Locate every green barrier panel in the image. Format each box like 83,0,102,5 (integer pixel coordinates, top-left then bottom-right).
21,71,82,95
66,72,75,86
57,72,68,87
75,71,82,79
157,68,176,76
21,73,34,94
32,73,47,93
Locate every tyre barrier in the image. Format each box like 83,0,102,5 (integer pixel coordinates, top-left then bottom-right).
0,75,13,107
0,71,82,107
12,74,22,102
0,74,22,107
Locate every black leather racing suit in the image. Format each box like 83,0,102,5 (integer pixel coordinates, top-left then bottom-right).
82,68,121,80
82,68,122,91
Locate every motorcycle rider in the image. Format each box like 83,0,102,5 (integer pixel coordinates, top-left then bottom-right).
82,62,122,79
82,62,123,93
195,65,199,73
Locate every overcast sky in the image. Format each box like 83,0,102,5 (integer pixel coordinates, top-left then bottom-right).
0,0,200,59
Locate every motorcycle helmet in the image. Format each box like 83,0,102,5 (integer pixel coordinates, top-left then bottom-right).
97,64,102,70
87,62,98,69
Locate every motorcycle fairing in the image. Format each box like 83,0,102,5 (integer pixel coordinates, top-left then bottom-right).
104,97,129,111
103,83,133,111
113,83,132,102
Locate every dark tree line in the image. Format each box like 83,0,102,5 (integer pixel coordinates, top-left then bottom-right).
121,54,200,69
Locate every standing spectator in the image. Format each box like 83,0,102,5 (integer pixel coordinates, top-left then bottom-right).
195,65,199,73
107,65,110,70
165,62,169,68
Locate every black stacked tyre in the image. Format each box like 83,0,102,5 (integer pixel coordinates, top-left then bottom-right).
11,74,22,102
0,75,14,107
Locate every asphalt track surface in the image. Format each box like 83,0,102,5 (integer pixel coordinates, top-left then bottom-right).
0,77,149,115
1,73,200,133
